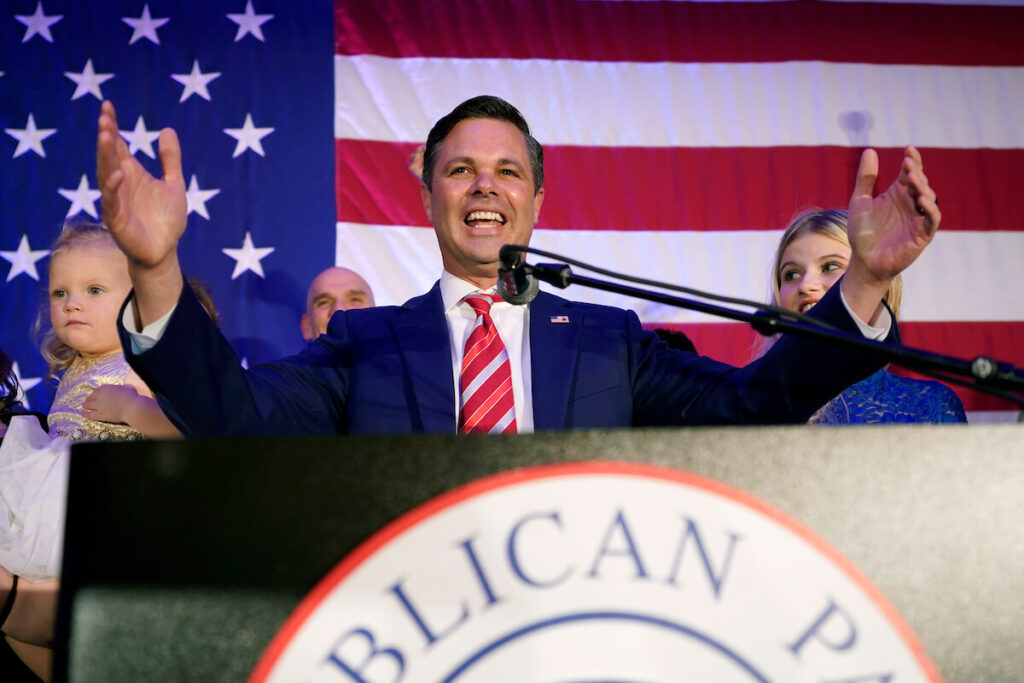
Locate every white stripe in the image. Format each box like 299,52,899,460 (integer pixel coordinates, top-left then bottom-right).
900,231,1024,323
336,222,1024,322
462,351,509,403
335,56,1024,149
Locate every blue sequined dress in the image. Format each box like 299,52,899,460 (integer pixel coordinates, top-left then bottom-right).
811,369,967,424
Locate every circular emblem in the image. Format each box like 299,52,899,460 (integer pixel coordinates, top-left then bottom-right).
251,462,938,682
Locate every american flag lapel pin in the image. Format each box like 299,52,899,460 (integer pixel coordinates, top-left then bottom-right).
550,315,570,324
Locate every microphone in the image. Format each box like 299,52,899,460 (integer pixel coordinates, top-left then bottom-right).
497,245,539,305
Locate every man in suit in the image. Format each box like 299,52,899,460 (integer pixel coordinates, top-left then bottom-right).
97,96,940,437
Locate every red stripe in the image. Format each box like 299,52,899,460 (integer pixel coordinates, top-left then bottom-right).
648,322,761,367
337,140,1024,232
897,321,1024,413
335,0,1024,67
463,327,500,370
651,321,1024,413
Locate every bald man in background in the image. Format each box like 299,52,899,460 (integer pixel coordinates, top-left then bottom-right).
300,267,375,341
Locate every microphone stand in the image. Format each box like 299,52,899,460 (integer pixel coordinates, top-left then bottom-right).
525,261,1024,409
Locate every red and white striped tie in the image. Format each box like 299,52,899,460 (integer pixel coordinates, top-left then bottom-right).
459,293,517,434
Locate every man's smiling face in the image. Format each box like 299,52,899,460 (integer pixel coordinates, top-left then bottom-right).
422,117,544,287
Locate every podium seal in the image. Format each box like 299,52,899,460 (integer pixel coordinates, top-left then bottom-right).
251,461,939,682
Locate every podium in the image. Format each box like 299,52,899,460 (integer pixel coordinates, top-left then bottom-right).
55,425,1024,681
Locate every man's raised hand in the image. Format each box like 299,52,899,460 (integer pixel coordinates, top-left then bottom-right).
97,100,188,326
840,145,941,324
97,100,187,272
847,145,940,283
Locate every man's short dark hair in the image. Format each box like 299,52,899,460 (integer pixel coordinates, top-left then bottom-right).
421,95,544,194
654,328,698,355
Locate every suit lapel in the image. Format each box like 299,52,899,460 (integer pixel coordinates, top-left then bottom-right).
392,282,457,432
529,293,581,431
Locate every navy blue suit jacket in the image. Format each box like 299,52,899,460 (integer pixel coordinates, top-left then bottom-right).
120,281,894,437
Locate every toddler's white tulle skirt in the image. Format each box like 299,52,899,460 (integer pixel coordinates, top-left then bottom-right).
0,416,69,581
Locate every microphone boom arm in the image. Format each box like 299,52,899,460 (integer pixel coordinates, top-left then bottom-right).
527,261,1024,404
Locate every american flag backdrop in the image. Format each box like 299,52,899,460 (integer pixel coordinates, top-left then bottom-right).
1,0,336,413
2,0,1022,421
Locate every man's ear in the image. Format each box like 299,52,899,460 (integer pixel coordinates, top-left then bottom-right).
300,314,314,341
533,186,545,224
420,183,432,222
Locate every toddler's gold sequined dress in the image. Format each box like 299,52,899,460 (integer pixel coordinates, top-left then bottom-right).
48,351,144,441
